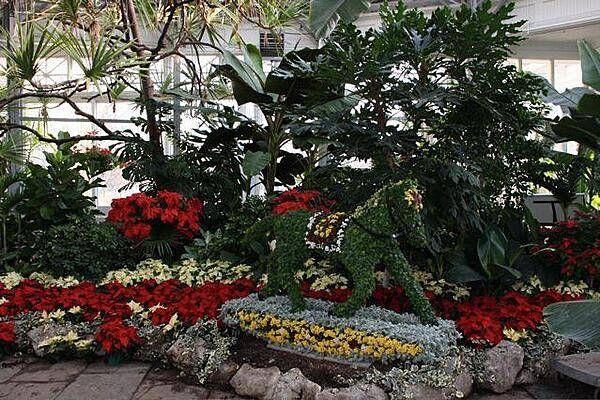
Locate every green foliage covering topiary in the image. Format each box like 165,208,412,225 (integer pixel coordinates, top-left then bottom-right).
247,179,437,324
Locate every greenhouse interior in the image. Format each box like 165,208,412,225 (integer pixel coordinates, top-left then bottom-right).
1,0,600,399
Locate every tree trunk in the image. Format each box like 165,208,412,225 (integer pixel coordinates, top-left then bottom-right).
124,0,163,157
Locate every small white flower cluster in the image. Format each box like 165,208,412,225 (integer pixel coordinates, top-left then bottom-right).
30,272,80,288
0,271,26,289
512,274,599,298
38,330,94,352
412,271,470,301
0,258,252,290
296,259,349,290
305,212,351,253
102,258,252,286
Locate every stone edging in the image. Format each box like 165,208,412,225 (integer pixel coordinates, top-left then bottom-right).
212,361,388,400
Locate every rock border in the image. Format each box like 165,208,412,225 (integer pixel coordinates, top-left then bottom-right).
210,339,572,399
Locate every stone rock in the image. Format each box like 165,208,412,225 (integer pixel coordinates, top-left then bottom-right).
477,341,524,393
403,383,445,400
266,368,321,400
27,322,71,357
316,383,387,400
134,327,174,363
230,364,281,399
515,368,537,385
517,337,572,384
166,335,208,375
206,360,240,385
453,372,474,398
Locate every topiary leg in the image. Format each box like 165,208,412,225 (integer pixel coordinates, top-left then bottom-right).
386,250,437,325
260,259,280,299
331,256,376,317
273,241,307,312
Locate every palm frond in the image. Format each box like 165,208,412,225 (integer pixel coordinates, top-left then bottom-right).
0,23,59,82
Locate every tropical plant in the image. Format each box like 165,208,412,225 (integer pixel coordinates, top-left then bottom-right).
288,1,549,283
308,0,372,40
17,141,110,229
182,195,270,265
214,44,355,195
531,152,590,219
544,300,600,350
549,40,600,152
0,0,339,160
115,107,252,229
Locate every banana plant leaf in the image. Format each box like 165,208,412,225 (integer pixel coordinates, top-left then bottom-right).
309,0,371,40
544,300,600,350
242,151,270,176
579,40,600,91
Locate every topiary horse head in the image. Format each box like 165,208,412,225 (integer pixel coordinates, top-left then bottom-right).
246,179,437,325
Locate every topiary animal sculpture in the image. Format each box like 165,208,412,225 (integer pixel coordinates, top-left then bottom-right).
246,180,437,325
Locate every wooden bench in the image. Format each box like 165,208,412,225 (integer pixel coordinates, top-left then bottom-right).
552,352,600,399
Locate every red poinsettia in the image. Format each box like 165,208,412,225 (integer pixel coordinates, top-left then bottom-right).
537,211,600,286
0,321,15,344
107,191,204,241
95,318,141,354
272,189,334,215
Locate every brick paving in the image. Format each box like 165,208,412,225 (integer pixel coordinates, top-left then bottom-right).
0,357,595,399
0,357,244,399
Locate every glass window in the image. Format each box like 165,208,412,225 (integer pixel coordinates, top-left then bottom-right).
521,59,551,81
36,57,69,86
554,60,582,93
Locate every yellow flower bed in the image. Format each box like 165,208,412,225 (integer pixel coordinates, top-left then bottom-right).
236,310,423,361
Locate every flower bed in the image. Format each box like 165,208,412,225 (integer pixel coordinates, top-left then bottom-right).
221,295,459,364
0,265,582,356
0,273,255,364
301,275,580,347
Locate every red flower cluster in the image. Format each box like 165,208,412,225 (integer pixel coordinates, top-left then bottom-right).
451,290,576,345
85,146,111,156
0,274,581,351
0,278,255,354
0,321,15,344
537,212,600,284
95,318,141,353
107,191,204,241
302,284,577,346
272,189,334,215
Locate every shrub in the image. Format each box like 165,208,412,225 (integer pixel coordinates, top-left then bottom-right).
536,212,600,288
30,218,133,281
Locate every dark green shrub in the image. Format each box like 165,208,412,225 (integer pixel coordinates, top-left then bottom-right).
29,218,133,281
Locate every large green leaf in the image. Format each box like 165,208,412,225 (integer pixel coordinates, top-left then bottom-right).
446,251,484,283
310,94,361,114
542,85,592,109
309,0,371,40
242,151,271,176
544,300,600,350
552,115,600,152
242,44,266,83
578,40,600,91
217,50,271,105
477,225,507,278
578,93,600,118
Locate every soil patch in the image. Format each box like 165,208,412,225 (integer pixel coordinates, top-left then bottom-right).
229,335,366,388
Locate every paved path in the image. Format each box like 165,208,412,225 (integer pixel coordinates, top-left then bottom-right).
0,357,595,399
0,357,243,399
